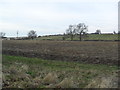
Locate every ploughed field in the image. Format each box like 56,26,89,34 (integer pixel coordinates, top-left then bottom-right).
2,40,119,65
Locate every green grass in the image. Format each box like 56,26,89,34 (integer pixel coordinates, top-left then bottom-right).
3,55,118,71
2,55,118,88
85,34,119,40
36,34,119,41
36,36,63,40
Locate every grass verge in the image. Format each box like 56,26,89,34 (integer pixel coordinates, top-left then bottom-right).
2,55,119,88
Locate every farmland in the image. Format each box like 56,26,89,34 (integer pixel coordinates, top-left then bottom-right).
2,40,119,88
2,40,119,65
36,34,119,41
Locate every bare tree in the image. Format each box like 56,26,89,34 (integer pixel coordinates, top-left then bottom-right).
0,32,6,38
62,33,66,40
76,23,88,41
28,30,37,40
66,25,76,41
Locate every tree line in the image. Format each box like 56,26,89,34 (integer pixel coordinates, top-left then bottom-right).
64,23,88,41
0,22,119,40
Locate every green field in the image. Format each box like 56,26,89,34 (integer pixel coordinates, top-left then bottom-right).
2,55,118,88
36,34,119,41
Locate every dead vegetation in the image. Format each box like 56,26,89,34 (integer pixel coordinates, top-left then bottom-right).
2,40,119,65
42,72,58,85
86,71,119,88
2,55,119,88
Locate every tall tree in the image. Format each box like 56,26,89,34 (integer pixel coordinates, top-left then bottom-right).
66,25,76,41
76,23,88,41
28,30,37,40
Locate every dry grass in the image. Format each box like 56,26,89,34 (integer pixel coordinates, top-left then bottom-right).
55,78,76,88
42,72,58,85
21,64,29,72
2,55,118,88
86,71,119,88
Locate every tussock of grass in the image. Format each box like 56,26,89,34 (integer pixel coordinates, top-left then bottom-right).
55,78,76,88
42,72,58,85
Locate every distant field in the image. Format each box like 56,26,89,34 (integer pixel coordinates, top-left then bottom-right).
2,55,118,88
36,34,119,41
2,40,119,65
37,35,63,40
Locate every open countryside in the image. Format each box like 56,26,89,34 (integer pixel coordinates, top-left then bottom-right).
1,0,120,89
2,38,119,88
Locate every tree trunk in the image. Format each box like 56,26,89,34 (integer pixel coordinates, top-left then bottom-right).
79,33,82,41
32,37,34,40
71,34,73,41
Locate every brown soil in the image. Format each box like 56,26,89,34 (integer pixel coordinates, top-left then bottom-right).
2,40,119,66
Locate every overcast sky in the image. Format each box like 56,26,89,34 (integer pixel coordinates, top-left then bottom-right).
0,0,119,37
